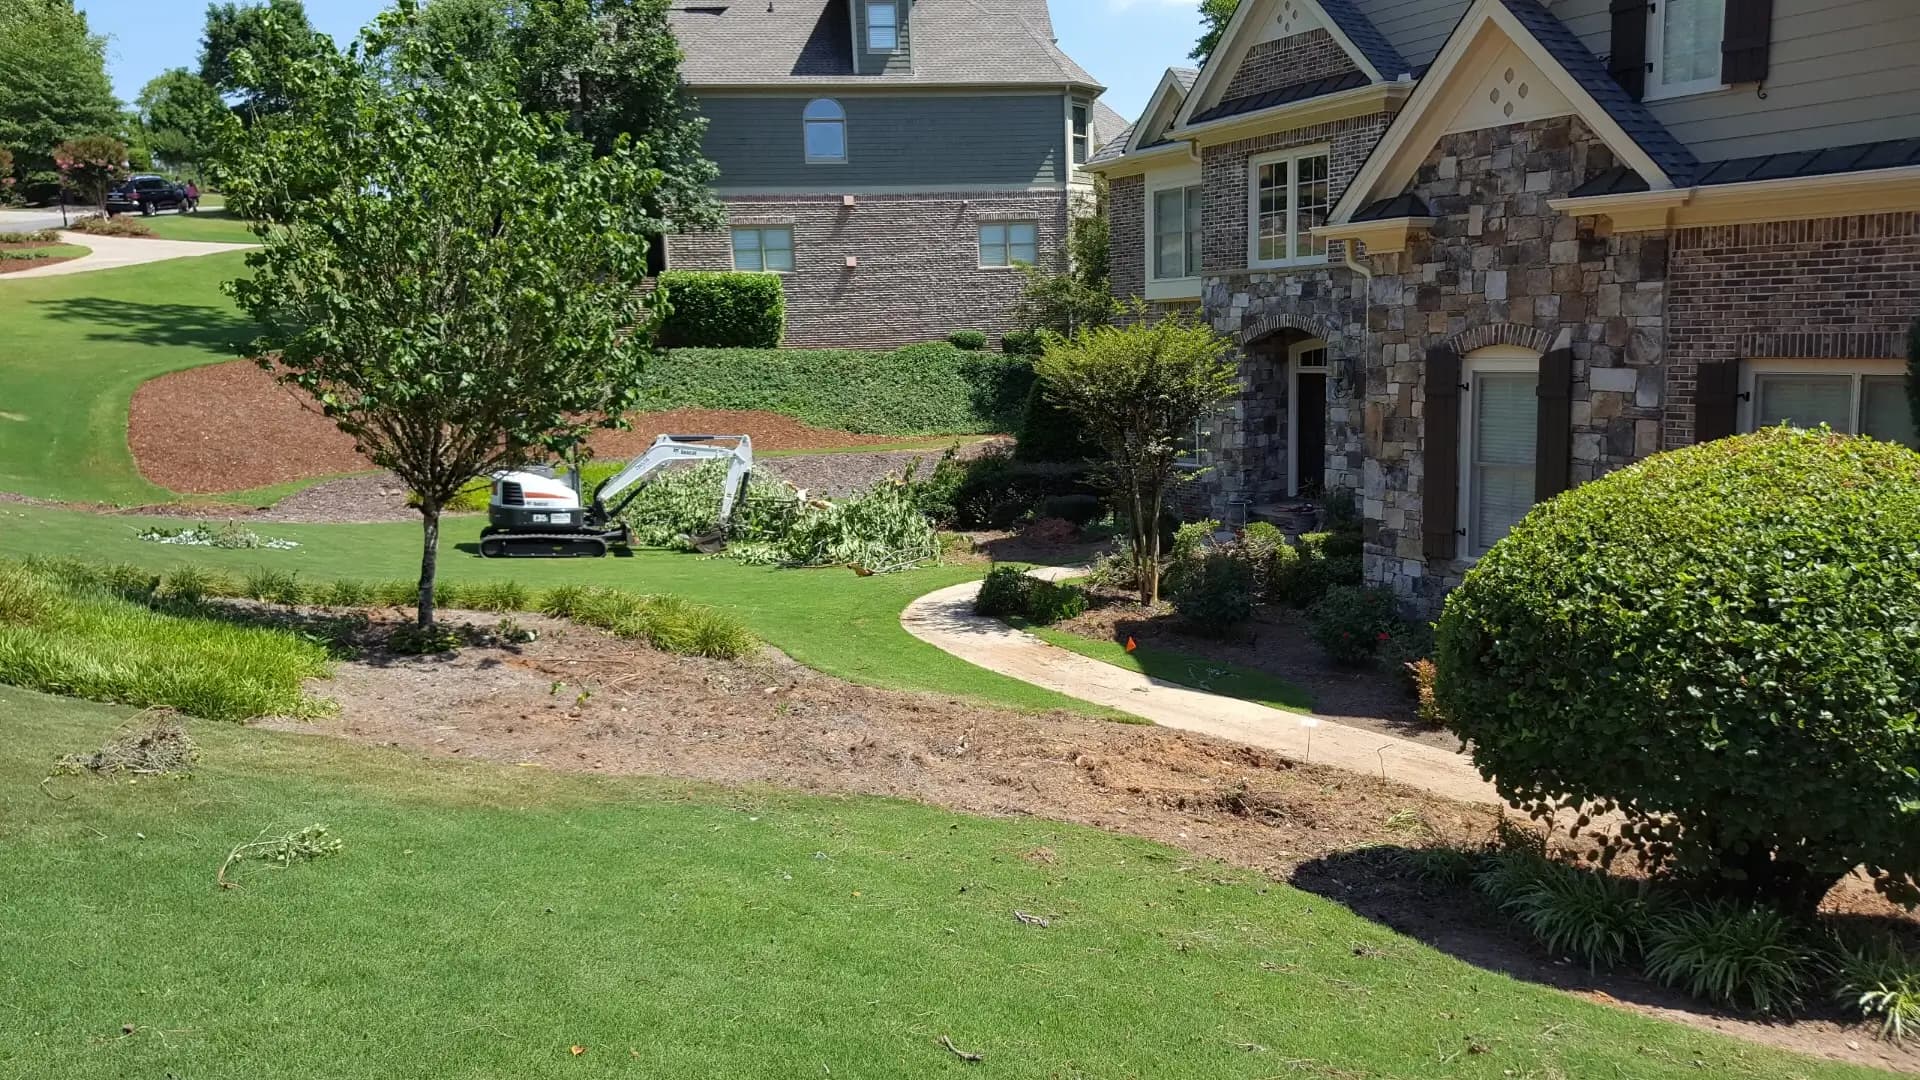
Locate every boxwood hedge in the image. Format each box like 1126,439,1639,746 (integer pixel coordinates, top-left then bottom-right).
642,344,1033,434
656,271,785,348
1434,427,1920,915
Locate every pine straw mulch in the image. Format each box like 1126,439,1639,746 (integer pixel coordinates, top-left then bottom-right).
128,359,931,494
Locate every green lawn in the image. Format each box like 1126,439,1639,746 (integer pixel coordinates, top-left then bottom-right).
134,208,259,244
0,242,90,265
0,686,1891,1080
0,502,1092,713
0,251,254,504
1021,621,1316,714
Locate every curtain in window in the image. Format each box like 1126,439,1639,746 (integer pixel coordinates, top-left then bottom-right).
1471,372,1537,553
1862,376,1919,448
1662,0,1725,84
1153,188,1185,279
732,228,791,272
1183,187,1202,277
1756,374,1851,432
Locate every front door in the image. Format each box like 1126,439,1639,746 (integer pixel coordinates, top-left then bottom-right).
1295,372,1325,497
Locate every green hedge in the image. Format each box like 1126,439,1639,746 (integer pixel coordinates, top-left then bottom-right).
656,271,785,348
642,345,1033,434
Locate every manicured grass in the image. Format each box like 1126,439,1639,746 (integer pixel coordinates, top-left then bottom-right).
129,209,258,244
0,685,1892,1080
0,503,1093,713
0,242,90,265
0,251,254,504
1021,621,1316,714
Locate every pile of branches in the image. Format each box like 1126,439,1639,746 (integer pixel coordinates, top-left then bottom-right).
51,711,199,779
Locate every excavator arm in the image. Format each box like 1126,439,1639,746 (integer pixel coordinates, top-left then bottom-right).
593,434,755,541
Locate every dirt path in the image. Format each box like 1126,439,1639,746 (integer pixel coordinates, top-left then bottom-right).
900,569,1501,805
0,231,253,279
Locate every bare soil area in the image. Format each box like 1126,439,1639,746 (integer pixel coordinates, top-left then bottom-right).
257,607,1919,1076
129,359,956,494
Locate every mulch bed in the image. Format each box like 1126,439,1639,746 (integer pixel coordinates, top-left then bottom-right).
128,359,943,494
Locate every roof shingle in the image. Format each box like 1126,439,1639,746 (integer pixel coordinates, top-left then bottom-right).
1189,69,1369,125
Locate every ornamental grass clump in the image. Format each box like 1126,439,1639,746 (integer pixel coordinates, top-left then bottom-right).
1436,428,1920,916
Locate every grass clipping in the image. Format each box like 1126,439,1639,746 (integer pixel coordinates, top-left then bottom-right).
217,824,343,889
51,711,199,782
616,461,940,574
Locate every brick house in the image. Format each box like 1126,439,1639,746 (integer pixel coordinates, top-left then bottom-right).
663,0,1122,348
1088,0,1920,611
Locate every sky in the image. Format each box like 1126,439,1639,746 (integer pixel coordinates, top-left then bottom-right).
76,0,1205,122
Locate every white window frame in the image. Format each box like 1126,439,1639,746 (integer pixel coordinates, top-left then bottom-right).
866,1,898,52
1646,0,1729,101
730,226,794,273
1739,358,1911,441
1286,340,1330,497
1458,346,1540,560
1145,172,1203,301
1177,412,1216,469
977,220,1038,269
1246,144,1332,270
802,98,847,164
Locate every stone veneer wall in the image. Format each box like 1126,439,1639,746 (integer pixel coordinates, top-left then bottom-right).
667,191,1068,349
1357,115,1667,611
1662,212,1920,447
1218,30,1358,103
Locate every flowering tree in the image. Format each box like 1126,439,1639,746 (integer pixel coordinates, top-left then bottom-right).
53,134,126,209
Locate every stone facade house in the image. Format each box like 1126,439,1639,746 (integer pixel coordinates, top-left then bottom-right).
664,0,1122,348
1088,0,1920,611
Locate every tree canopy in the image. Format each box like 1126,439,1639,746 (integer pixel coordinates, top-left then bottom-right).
0,1,121,197
137,68,225,176
1191,0,1238,61
219,4,664,627
199,0,334,119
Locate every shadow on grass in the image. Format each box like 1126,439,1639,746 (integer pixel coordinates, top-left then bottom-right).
450,542,634,558
28,295,253,351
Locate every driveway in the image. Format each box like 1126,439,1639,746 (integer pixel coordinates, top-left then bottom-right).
0,207,90,234
0,230,255,280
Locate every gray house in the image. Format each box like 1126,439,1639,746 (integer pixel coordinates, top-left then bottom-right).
664,0,1122,348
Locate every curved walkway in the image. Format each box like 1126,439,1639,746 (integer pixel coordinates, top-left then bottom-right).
901,569,1501,805
0,231,255,279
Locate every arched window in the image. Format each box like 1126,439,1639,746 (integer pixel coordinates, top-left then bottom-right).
803,99,846,163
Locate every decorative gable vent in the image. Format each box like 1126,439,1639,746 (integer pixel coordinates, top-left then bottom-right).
1442,42,1573,134
1254,0,1323,44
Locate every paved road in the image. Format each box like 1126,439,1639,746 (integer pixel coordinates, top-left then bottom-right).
900,567,1502,805
1,230,254,279
0,206,103,233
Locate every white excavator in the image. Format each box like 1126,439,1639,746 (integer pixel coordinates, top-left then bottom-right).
478,434,753,558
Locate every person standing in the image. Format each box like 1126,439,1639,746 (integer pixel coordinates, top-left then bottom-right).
184,179,200,212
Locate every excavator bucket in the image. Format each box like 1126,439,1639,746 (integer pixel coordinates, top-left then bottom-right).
686,530,729,554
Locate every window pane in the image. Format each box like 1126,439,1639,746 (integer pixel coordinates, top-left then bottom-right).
979,223,1005,247
805,120,845,161
1662,0,1724,84
1294,154,1329,260
867,2,896,49
1862,376,1918,448
1256,160,1288,262
1757,375,1852,432
1153,189,1186,279
1471,371,1538,553
731,229,762,271
762,227,792,253
1008,222,1037,265
763,245,794,272
1183,186,1203,277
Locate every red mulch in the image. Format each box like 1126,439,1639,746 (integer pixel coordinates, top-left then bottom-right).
129,359,917,494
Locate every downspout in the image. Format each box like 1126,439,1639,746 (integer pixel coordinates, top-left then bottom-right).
1338,239,1374,507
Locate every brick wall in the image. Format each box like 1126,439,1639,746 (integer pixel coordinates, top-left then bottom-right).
1662,212,1920,447
1199,115,1385,274
1219,30,1357,102
666,190,1069,349
1108,174,1145,302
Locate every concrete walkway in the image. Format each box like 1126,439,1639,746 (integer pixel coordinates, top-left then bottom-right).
900,569,1502,805
2,231,255,279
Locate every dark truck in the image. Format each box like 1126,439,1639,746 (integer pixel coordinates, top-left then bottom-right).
105,176,189,216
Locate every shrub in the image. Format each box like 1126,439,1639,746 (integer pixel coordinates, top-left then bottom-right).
950,448,1098,528
536,584,589,618
462,580,529,613
1159,518,1219,598
1014,376,1097,463
242,568,305,606
372,579,420,607
1001,329,1044,357
317,579,373,608
946,329,988,351
627,594,757,659
67,213,151,237
744,474,941,573
1643,901,1818,1013
645,346,1032,434
1306,584,1402,666
1406,658,1445,727
1172,551,1254,635
1272,529,1362,607
1834,934,1920,1044
0,229,59,244
1435,429,1920,914
1024,579,1089,626
1501,860,1668,971
1038,493,1103,527
655,270,784,348
1019,517,1079,546
974,565,1034,618
154,566,231,606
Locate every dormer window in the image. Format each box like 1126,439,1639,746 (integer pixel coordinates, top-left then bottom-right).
866,2,898,52
1648,0,1726,98
803,98,846,163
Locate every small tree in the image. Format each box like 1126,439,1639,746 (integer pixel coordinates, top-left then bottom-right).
1015,181,1118,336
1035,312,1236,605
52,134,126,209
220,8,660,627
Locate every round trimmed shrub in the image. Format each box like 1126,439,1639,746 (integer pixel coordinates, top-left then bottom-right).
946,329,988,351
974,565,1035,618
1306,584,1402,665
1435,428,1920,914
1172,550,1254,635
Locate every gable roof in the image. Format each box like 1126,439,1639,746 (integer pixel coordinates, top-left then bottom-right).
1189,69,1369,125
668,0,1103,89
1175,0,1408,131
1329,0,1692,224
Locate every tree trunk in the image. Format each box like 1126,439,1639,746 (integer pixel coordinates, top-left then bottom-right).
1128,482,1152,606
1144,479,1165,607
416,505,441,628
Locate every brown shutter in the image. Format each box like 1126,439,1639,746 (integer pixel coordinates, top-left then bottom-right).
1722,0,1774,84
1424,344,1462,562
1694,361,1741,443
1609,0,1651,101
1535,350,1574,502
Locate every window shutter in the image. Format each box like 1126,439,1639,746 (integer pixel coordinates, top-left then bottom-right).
1608,0,1651,101
1694,361,1740,443
1535,350,1574,502
1722,0,1774,84
1423,345,1462,562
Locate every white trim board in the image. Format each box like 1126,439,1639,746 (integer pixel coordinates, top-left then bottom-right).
1125,68,1195,156
1328,0,1673,227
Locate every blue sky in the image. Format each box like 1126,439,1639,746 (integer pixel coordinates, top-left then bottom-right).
77,0,1204,122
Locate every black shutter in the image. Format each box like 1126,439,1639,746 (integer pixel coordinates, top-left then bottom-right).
1424,345,1462,563
1722,0,1774,84
1536,350,1574,502
1694,361,1741,443
1609,0,1651,101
